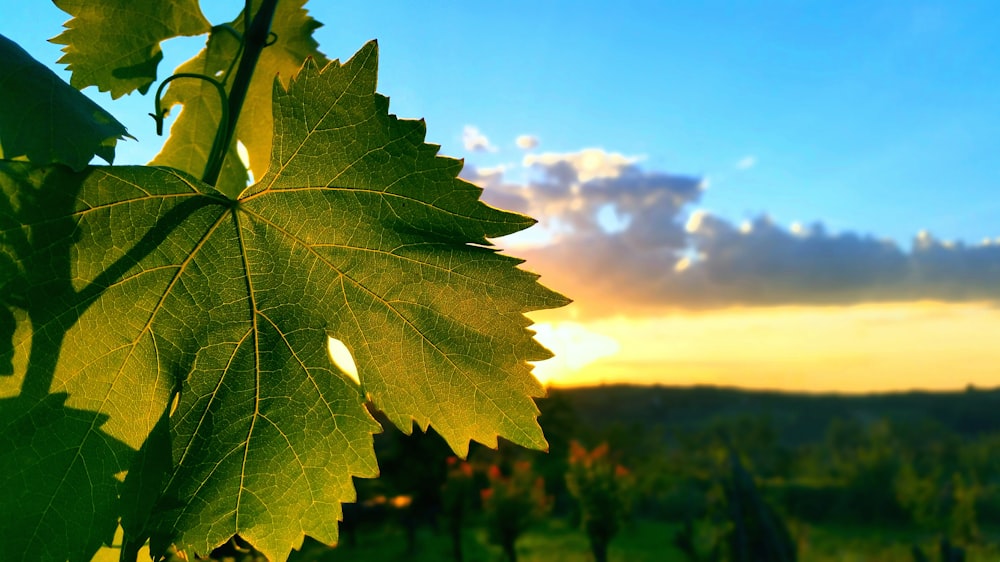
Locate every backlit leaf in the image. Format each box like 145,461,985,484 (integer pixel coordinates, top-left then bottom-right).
151,0,326,197
51,0,211,98
1,41,566,561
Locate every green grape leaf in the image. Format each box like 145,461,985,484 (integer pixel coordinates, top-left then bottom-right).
51,0,211,98
0,34,128,169
253,42,568,458
151,0,326,197
2,41,565,561
0,393,132,562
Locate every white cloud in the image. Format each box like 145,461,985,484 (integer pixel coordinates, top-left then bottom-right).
475,164,509,177
685,210,707,233
462,125,498,153
516,134,539,150
465,148,1000,317
466,148,701,259
736,155,757,170
523,148,641,183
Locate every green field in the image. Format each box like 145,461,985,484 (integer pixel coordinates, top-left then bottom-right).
289,518,1000,562
295,518,683,562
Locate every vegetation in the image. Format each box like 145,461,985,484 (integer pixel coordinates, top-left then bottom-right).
0,1,565,560
481,461,551,562
565,441,634,562
277,384,1000,562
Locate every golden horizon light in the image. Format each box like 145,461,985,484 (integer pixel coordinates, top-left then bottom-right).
529,301,1000,393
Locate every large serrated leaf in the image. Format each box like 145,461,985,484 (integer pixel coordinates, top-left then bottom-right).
0,34,128,169
256,43,569,456
2,41,566,561
51,0,211,98
151,0,326,197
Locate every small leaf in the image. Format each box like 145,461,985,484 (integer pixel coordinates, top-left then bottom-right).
0,34,128,169
51,0,211,98
151,0,326,197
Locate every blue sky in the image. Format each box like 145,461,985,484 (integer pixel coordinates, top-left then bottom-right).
5,1,1000,248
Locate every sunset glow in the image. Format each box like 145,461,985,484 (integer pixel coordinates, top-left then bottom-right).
530,321,620,385
529,301,1000,392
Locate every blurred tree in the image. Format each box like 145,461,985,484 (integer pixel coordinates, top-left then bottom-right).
723,449,797,562
441,457,476,562
534,388,583,514
481,461,550,562
565,441,634,562
948,472,980,544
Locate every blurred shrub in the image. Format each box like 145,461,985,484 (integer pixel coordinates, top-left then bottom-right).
441,457,476,561
481,461,550,562
566,441,635,562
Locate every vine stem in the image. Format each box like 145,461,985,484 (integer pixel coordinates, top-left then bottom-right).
201,0,280,188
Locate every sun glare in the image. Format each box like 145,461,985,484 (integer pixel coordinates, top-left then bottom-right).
530,321,621,385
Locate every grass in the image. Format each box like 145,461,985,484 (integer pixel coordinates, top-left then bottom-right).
90,517,1000,561
295,517,685,562
797,523,1000,562
293,517,1000,562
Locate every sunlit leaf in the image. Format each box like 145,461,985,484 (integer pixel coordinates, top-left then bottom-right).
151,0,326,197
1,41,566,561
51,0,211,98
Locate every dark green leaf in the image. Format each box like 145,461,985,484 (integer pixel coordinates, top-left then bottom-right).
0,34,128,169
0,393,132,562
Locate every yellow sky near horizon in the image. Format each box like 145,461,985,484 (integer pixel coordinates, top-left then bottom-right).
528,301,1000,393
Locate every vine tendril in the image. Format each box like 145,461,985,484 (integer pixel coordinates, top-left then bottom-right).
147,0,279,189
148,73,229,180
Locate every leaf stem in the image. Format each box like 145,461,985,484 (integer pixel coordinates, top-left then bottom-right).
201,0,280,188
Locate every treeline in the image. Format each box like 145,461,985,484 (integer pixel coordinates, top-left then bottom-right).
204,385,1000,561
550,384,1000,559
362,386,1000,556
553,384,1000,533
560,384,1000,445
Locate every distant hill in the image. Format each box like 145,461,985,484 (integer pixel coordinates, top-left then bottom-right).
545,384,1000,445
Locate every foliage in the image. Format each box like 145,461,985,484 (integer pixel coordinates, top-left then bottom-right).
133,385,1000,561
442,457,477,561
565,441,634,562
0,2,567,561
720,451,797,562
481,461,551,562
948,473,982,543
50,0,212,97
0,35,128,169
